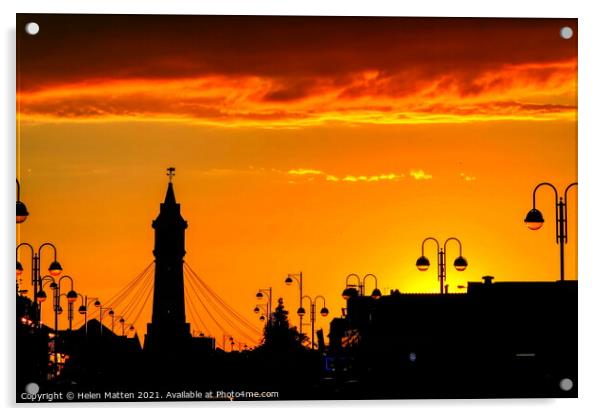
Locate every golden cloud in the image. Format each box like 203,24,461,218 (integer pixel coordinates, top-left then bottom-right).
287,169,417,183
17,59,577,127
460,173,477,182
288,169,325,175
409,170,433,180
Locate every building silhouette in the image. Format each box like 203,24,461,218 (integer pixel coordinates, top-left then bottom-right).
144,171,215,358
144,177,192,355
53,319,143,388
328,276,577,398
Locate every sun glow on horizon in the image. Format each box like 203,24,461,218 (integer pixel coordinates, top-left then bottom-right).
16,15,578,346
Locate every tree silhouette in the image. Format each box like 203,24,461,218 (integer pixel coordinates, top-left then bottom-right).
261,298,307,351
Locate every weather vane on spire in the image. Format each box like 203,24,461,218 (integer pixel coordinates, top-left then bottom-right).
167,167,176,183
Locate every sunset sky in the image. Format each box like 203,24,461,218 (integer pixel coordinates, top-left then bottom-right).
16,15,577,346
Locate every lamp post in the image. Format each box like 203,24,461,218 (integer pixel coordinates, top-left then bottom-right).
16,179,29,223
99,306,113,336
284,272,303,334
342,273,382,300
57,292,78,331
35,276,53,326
54,276,77,332
255,287,273,324
524,182,578,281
37,275,77,332
222,334,235,352
298,295,329,350
117,316,126,336
109,310,115,333
16,243,63,326
415,237,467,294
77,296,101,336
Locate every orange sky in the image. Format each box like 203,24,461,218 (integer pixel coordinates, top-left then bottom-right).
16,15,577,347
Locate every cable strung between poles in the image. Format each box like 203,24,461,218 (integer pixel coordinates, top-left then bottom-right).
76,265,153,326
130,281,154,330
184,268,260,344
184,289,211,337
103,261,154,308
117,272,154,322
73,261,154,328
184,262,262,336
183,269,238,342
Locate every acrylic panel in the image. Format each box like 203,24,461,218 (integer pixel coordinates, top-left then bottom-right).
16,14,578,402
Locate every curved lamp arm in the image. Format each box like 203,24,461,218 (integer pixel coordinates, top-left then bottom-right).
563,183,578,242
38,242,59,262
58,275,74,292
40,275,56,288
564,182,578,202
532,182,559,208
444,237,463,256
421,237,440,255
16,243,34,281
16,242,34,259
257,288,272,303
533,182,560,242
345,273,361,288
300,295,312,307
314,295,327,309
286,272,302,285
362,273,378,290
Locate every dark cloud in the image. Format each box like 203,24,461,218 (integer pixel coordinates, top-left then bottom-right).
17,14,577,91
262,79,318,102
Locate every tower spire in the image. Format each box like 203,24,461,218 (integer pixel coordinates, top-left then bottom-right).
145,168,190,355
167,167,176,183
164,167,177,205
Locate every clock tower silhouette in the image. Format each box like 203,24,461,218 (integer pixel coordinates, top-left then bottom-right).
144,168,191,354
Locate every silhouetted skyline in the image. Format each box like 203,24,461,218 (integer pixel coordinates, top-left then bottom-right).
16,14,577,370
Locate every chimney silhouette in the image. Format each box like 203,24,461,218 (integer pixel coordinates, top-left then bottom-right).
482,275,495,285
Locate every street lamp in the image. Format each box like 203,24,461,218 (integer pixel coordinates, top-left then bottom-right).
99,306,113,336
117,316,126,336
524,182,578,281
222,334,235,352
109,309,115,333
16,179,29,223
65,290,78,331
255,287,273,324
253,304,269,323
416,237,467,294
54,276,77,332
55,293,77,331
39,275,76,332
342,274,381,299
77,295,100,336
300,295,329,350
16,243,63,326
284,272,304,335
35,277,53,327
